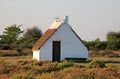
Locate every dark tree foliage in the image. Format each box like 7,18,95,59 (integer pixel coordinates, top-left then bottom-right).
84,41,107,50
0,25,43,56
84,31,120,51
107,31,120,41
106,31,120,50
0,24,23,44
20,26,43,48
94,41,107,50
24,26,42,38
107,39,120,50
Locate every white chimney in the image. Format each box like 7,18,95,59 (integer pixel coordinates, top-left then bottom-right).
64,16,68,24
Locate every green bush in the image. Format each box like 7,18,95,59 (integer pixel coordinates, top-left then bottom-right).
107,40,120,50
88,60,106,68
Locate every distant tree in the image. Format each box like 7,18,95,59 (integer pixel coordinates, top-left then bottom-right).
84,41,95,50
95,41,107,50
84,38,107,50
107,31,120,41
83,31,120,51
106,31,120,50
95,38,100,42
0,24,23,44
107,39,120,50
23,26,42,39
20,26,43,48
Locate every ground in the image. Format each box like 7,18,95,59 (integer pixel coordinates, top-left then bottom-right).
0,56,120,79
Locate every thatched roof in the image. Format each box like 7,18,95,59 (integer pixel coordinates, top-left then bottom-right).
32,20,64,50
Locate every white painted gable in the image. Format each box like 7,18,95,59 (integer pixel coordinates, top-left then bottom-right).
32,16,88,61
39,22,88,61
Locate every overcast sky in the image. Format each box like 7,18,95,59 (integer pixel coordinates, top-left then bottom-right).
0,0,120,41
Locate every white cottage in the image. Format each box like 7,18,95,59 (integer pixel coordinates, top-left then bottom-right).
32,16,88,62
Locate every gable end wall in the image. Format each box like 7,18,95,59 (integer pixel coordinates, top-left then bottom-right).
39,23,88,61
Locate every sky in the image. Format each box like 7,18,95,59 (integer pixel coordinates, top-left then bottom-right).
0,0,120,41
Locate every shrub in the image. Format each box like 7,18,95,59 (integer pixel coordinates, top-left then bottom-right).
57,61,74,69
32,62,58,74
0,68,10,74
28,60,41,66
29,60,50,66
18,61,28,65
88,60,106,68
73,64,85,68
0,64,18,74
40,62,58,72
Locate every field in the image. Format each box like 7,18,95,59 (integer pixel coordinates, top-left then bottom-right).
0,56,120,79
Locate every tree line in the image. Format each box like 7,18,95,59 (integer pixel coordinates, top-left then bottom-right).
0,24,120,52
84,31,120,50
0,24,42,51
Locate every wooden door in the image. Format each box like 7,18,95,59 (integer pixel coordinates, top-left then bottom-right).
52,41,61,62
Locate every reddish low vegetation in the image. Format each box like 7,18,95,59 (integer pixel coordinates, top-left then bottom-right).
0,56,120,79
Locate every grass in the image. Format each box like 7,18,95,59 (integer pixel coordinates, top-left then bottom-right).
0,56,120,79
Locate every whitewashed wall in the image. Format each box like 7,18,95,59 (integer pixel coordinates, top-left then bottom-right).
38,23,88,61
33,50,40,61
